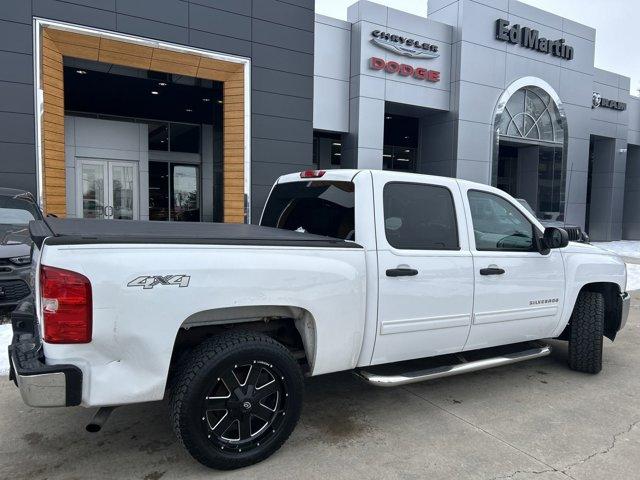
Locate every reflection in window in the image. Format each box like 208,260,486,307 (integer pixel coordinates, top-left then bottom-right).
261,181,354,240
149,122,169,151
384,183,458,250
498,87,563,144
149,162,169,221
170,124,200,153
172,165,199,221
313,131,342,169
149,162,200,221
468,190,535,251
383,146,417,172
149,122,200,153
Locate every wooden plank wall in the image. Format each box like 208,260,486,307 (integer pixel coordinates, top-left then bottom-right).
41,30,66,215
40,27,246,222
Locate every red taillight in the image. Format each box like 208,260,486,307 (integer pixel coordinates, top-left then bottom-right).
41,265,92,344
300,169,326,178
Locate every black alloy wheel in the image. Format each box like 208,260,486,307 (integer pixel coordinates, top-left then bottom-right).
202,361,287,452
170,332,304,470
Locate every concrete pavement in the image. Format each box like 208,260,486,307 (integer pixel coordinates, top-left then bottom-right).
1,292,638,480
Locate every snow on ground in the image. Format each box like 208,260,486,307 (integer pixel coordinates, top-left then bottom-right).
626,264,640,292
593,241,640,291
0,323,12,376
592,240,640,259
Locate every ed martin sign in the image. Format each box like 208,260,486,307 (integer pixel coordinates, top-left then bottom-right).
495,19,574,60
370,30,440,59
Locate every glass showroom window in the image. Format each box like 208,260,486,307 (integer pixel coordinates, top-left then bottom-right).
493,82,568,222
497,87,564,144
148,121,201,221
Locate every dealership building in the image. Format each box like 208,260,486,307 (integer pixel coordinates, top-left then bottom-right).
1,0,639,240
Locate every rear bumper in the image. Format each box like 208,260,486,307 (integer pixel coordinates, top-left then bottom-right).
8,302,82,407
619,292,631,331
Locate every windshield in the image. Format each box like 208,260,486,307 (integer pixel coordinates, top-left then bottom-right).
261,181,355,240
0,194,40,225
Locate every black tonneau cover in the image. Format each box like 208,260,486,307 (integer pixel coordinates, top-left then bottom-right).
29,218,361,249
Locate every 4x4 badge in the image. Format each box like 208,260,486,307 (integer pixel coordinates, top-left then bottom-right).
127,275,190,290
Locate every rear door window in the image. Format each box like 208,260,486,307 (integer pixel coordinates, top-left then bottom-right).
383,182,459,250
261,181,355,240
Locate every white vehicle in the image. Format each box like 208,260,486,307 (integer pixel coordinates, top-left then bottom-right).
9,170,630,470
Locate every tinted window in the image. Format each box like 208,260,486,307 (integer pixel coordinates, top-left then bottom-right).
261,181,355,240
468,190,535,251
383,183,459,250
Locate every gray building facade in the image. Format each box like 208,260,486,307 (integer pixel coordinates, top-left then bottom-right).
313,0,640,241
0,0,638,240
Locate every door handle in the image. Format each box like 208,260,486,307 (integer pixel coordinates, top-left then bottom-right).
386,268,418,277
480,267,505,276
104,205,113,218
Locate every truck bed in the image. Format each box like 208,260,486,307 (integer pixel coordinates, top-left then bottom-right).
29,218,361,248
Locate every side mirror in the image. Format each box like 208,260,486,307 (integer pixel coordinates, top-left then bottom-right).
542,227,569,250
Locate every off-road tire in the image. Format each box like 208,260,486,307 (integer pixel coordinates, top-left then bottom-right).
568,291,604,374
169,332,304,470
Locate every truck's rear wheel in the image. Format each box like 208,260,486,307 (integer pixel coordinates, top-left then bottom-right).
568,291,604,374
169,332,304,469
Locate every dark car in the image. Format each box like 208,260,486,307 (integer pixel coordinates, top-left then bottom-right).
0,188,44,314
516,198,589,243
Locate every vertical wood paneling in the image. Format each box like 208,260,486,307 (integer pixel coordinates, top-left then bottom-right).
41,30,66,217
40,27,246,222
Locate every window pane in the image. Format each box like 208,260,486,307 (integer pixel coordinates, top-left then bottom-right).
383,183,459,250
468,190,535,251
81,163,105,219
261,181,355,240
149,122,169,151
170,123,200,153
111,164,135,220
171,165,200,221
526,90,547,120
538,110,554,141
331,140,342,165
383,146,393,170
149,162,169,221
498,110,511,135
392,147,417,171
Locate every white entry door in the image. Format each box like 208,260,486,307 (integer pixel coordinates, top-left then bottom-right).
77,159,139,220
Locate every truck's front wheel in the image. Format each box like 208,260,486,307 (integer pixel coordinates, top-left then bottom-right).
568,291,605,374
169,332,304,469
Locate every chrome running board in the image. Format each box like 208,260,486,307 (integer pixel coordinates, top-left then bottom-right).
355,343,551,387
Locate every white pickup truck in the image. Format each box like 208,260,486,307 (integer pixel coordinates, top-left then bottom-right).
9,169,630,470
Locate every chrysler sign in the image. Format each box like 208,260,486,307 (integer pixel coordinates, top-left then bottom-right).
495,19,574,60
370,30,440,59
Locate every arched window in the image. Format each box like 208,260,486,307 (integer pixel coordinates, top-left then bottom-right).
492,79,568,222
497,86,564,144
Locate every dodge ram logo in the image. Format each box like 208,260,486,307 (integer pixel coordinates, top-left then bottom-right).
127,275,190,290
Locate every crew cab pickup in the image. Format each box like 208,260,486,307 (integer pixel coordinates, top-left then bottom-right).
9,170,630,470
